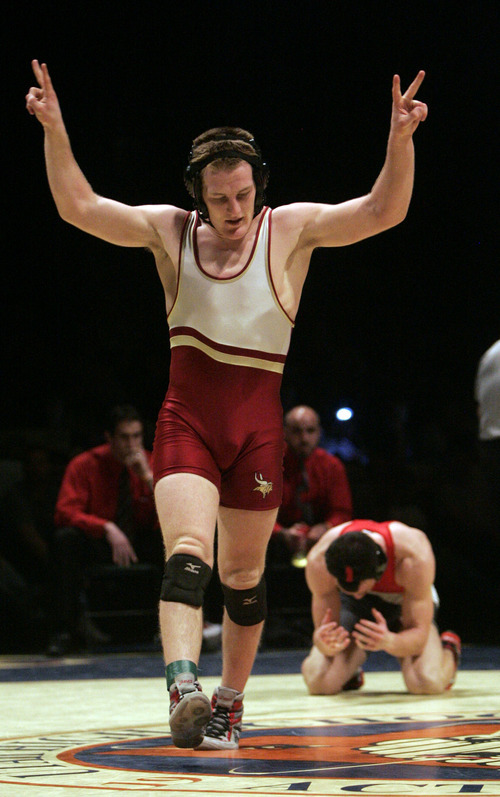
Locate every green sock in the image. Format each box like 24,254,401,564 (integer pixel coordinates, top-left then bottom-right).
165,659,198,689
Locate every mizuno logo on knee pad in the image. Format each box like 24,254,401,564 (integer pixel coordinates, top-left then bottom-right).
160,554,212,607
222,579,267,625
184,562,202,574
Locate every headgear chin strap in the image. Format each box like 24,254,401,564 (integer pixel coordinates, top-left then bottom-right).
184,134,269,223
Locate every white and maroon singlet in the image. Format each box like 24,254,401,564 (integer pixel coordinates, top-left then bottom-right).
152,207,294,510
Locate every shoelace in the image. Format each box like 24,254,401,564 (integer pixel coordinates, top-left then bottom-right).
206,705,231,737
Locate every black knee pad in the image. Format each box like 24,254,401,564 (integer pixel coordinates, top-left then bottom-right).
160,553,212,607
222,577,267,626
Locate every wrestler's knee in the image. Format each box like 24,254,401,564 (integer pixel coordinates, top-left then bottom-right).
301,655,343,695
301,658,324,695
166,534,214,568
218,561,263,591
402,663,447,695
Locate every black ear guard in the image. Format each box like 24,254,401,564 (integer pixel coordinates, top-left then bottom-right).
184,136,269,223
324,531,388,593
373,545,388,581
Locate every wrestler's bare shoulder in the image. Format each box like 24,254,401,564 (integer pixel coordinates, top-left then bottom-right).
139,204,189,295
143,203,187,255
142,204,189,249
389,521,430,550
272,202,321,238
272,202,322,223
389,521,434,575
271,202,340,263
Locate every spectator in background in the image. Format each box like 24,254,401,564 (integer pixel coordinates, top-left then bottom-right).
475,340,500,528
271,406,352,564
47,404,162,656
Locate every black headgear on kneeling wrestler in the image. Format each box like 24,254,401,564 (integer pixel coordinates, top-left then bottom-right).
324,531,388,593
184,127,269,224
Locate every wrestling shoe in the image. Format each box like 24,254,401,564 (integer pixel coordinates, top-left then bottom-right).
342,668,365,691
196,686,244,750
169,675,212,748
440,630,461,689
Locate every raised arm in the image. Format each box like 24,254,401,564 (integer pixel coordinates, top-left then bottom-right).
277,70,428,250
26,60,170,250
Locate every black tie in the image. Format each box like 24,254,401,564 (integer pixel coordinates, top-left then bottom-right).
295,461,315,525
115,468,134,539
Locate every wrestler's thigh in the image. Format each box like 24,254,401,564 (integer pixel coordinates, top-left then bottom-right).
154,472,220,561
216,505,278,585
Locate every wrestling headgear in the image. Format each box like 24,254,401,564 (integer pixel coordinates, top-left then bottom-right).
324,531,388,593
184,127,269,223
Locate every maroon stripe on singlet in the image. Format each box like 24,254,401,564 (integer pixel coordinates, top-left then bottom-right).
170,326,287,364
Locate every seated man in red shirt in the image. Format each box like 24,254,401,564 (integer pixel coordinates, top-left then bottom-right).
302,519,461,695
271,405,352,563
48,405,162,656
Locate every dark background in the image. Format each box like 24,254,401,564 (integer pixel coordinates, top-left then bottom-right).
2,2,498,639
4,1,496,434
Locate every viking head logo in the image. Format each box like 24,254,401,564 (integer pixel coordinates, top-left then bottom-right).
253,472,273,498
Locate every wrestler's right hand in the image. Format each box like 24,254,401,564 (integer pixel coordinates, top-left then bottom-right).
26,60,62,129
313,608,350,657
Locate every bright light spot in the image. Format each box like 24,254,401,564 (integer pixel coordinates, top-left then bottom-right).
336,407,353,422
